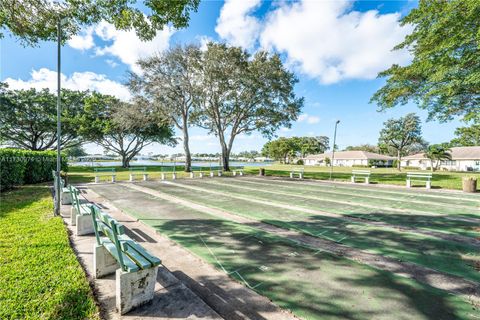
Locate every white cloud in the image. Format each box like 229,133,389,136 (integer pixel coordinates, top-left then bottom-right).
298,113,320,124
215,0,262,50
260,1,412,83
106,59,119,68
67,27,94,50
94,22,174,73
4,68,131,101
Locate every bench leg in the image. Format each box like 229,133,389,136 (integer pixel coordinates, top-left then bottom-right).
190,172,194,178
426,181,431,189
406,179,411,188
290,172,293,179
94,244,119,278
95,176,100,183
172,173,176,180
112,175,116,183
210,172,214,178
299,173,303,179
239,171,243,176
199,172,203,178
129,174,134,182
76,214,94,236
218,171,222,177
233,171,237,176
143,174,148,181
365,177,369,184
71,208,77,226
116,266,158,315
161,173,165,180
61,191,72,205
351,176,355,183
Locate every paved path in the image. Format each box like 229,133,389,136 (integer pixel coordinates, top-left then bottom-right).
70,185,297,320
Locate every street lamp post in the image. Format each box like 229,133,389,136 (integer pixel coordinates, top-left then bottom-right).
329,120,340,180
54,17,64,216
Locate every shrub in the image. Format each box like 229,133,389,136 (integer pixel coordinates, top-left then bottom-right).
0,149,68,191
296,159,304,165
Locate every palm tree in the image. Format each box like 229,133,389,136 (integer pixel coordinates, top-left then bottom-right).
424,144,452,172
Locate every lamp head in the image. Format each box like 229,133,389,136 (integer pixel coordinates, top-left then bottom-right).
336,120,340,124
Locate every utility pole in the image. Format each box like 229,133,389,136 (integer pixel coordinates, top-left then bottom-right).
329,120,340,180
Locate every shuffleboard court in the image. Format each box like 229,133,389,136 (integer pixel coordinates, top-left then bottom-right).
88,178,479,320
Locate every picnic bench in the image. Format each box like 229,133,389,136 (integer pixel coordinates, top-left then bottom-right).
129,167,148,182
406,172,432,189
160,166,177,180
94,167,116,183
351,170,371,184
52,170,72,205
91,207,161,314
232,166,245,176
69,185,98,235
189,166,209,178
290,168,304,179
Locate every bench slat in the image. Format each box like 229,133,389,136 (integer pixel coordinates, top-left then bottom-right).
119,235,161,268
102,238,140,273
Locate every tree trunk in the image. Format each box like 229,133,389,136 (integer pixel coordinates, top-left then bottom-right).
183,127,192,172
221,144,230,171
121,154,129,168
431,160,435,172
397,150,401,171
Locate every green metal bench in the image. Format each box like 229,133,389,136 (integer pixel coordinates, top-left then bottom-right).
208,165,223,177
190,166,209,178
231,166,245,176
351,170,371,184
94,167,116,183
129,167,148,181
91,206,161,314
406,172,432,189
160,166,177,180
52,170,72,204
69,185,98,235
290,168,304,179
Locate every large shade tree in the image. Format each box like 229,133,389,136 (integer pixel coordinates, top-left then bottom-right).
450,124,480,147
79,93,176,167
378,113,423,171
0,84,87,150
130,45,202,172
0,0,199,46
196,43,303,171
371,0,480,123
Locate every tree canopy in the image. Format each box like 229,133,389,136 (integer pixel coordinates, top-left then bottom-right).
0,84,87,150
0,0,199,46
450,123,480,147
130,44,202,172
371,0,480,123
78,93,176,167
262,136,329,163
378,113,423,170
196,43,303,170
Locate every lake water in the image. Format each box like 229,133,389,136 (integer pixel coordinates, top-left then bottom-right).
70,160,272,168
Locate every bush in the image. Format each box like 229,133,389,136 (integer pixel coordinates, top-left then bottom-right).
0,149,68,191
296,159,304,165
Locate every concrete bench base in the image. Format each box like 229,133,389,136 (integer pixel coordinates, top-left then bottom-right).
116,267,158,314
406,179,431,189
130,174,148,182
94,244,158,315
95,175,116,183
161,173,176,180
351,176,369,184
290,172,303,179
76,214,94,236
61,191,72,205
233,171,244,176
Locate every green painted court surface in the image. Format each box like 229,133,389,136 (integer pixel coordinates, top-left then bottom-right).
89,177,480,320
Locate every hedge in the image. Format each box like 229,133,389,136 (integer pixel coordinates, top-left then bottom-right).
0,149,68,191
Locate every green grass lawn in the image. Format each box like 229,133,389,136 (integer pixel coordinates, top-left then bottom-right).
245,164,480,190
67,163,479,191
0,187,99,319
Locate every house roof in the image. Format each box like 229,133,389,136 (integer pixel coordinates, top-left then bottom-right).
403,146,480,160
305,151,395,161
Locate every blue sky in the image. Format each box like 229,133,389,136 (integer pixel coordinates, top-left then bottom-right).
1,0,461,155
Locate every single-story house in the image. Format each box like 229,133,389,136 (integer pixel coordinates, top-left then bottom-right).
401,146,480,171
304,151,395,167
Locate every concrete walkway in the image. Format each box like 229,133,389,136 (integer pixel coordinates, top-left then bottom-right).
64,185,296,320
